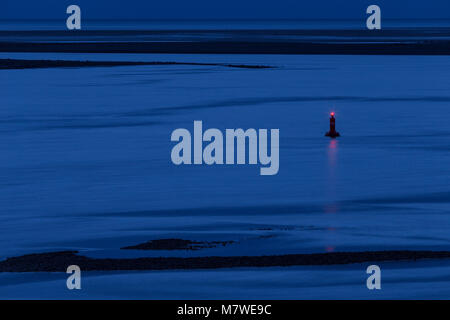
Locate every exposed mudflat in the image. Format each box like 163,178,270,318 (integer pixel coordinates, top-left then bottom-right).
121,238,235,250
1,250,450,272
0,58,272,69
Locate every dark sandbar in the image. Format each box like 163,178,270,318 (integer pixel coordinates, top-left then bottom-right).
2,41,450,55
121,238,235,251
0,58,272,70
1,250,450,272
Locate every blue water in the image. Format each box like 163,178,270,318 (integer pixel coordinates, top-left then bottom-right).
1,52,450,260
2,19,450,30
0,19,424,31
3,19,450,45
1,20,450,298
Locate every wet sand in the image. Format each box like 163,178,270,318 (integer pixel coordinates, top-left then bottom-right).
1,250,450,272
121,238,236,251
0,58,271,69
1,41,450,55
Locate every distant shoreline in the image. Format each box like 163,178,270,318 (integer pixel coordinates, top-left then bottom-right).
2,41,450,55
2,250,450,272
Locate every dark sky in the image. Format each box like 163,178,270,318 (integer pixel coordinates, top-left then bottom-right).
2,0,450,19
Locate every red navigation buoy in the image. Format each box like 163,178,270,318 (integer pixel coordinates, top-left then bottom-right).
325,112,340,138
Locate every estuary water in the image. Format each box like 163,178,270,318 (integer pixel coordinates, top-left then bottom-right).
1,19,450,296
1,52,450,261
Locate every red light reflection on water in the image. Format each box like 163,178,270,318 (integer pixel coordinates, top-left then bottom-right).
324,139,339,251
326,138,338,204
